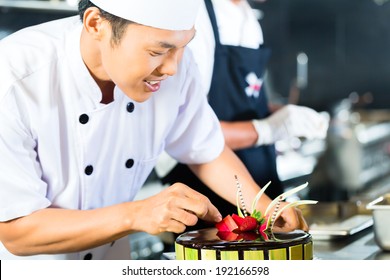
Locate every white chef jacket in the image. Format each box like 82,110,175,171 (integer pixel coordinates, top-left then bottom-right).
0,16,224,259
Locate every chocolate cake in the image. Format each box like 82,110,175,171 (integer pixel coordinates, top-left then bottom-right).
175,228,313,260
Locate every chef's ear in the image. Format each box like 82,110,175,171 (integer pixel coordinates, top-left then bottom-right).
82,7,108,40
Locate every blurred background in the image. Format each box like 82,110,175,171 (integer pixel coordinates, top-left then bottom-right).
2,0,389,111
252,0,390,112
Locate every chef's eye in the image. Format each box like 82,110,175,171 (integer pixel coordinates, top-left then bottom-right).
150,51,165,57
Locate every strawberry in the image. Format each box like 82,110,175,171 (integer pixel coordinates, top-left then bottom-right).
238,216,258,232
215,215,238,232
238,231,258,241
231,213,245,227
217,231,239,241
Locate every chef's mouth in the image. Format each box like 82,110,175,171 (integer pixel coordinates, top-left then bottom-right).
144,80,161,92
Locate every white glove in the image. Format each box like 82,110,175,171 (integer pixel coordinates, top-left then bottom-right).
252,104,329,146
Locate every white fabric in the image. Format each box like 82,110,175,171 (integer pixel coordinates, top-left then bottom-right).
252,105,329,146
188,0,264,93
90,0,201,31
66,0,78,6
212,0,263,48
0,236,130,260
0,16,224,259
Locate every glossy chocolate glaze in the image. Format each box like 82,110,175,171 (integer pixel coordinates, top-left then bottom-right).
176,228,311,250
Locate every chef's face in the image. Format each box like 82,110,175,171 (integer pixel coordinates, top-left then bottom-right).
98,20,196,102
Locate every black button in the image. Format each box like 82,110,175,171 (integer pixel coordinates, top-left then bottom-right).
126,102,135,113
125,159,134,169
83,253,93,260
79,114,89,124
85,165,94,175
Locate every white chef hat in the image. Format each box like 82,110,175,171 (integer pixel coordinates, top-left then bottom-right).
89,0,201,31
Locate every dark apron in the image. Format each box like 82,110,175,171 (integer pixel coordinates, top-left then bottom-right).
161,0,282,227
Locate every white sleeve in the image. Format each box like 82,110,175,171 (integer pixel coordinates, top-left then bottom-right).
0,90,51,222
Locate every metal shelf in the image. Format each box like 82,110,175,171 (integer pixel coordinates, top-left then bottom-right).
0,0,77,12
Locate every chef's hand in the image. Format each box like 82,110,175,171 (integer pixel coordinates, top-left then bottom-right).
132,183,222,235
272,202,308,232
252,104,329,146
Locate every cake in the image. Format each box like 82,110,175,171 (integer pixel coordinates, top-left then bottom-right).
175,180,316,260
175,228,313,260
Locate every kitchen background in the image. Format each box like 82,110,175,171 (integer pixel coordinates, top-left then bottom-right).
2,0,389,111
1,0,390,259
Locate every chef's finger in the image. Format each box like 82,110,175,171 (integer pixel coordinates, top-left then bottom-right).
272,220,294,233
162,218,187,234
281,206,308,231
277,207,308,232
296,207,309,232
169,208,199,228
196,200,222,223
169,183,222,223
272,207,299,232
175,194,222,223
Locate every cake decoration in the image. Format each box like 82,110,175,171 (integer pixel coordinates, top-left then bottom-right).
215,178,317,241
175,179,317,260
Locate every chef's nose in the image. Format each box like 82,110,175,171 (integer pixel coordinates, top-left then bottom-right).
157,50,180,76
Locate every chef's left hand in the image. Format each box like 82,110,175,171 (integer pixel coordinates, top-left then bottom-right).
272,203,308,232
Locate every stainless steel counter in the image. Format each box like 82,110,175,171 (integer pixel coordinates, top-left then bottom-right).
314,228,390,260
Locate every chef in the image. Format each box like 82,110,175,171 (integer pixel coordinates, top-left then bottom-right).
0,0,307,260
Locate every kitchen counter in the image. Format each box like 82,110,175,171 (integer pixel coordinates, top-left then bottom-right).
314,228,390,260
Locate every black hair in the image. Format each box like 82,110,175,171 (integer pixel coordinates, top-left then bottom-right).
78,0,132,45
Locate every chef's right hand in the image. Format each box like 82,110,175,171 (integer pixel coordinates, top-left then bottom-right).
252,104,329,145
272,203,309,232
131,183,222,235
